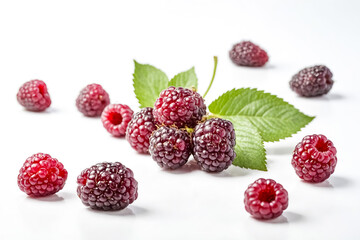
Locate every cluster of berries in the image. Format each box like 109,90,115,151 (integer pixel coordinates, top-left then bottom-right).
229,41,334,97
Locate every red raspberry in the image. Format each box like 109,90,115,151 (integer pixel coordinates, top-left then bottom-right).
76,83,110,117
17,79,51,111
149,126,192,169
17,153,68,197
126,107,158,154
77,162,138,211
192,118,236,172
229,41,269,67
290,65,334,97
153,86,206,128
244,178,288,220
101,104,133,137
292,134,337,183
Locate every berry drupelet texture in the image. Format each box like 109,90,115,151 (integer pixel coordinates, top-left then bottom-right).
153,86,206,128
126,107,158,154
290,65,334,97
101,104,134,137
192,118,236,172
76,83,110,117
244,178,288,220
77,162,138,211
229,41,269,67
17,153,68,197
149,126,192,170
292,134,337,183
17,79,51,111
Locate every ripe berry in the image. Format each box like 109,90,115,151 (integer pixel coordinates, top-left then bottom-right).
244,178,288,220
153,86,206,128
17,153,68,197
76,83,110,117
292,134,337,183
126,107,158,154
290,65,334,97
17,79,51,111
101,104,134,137
149,126,192,170
192,118,236,172
229,41,269,67
77,162,138,211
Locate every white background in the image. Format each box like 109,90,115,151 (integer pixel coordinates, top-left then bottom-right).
0,0,359,239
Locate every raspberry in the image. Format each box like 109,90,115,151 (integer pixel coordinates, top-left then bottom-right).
149,126,192,169
290,65,334,97
17,79,51,111
76,83,110,117
153,86,206,128
126,107,158,154
17,153,68,197
229,41,269,67
192,118,236,172
292,134,337,183
101,104,134,137
244,178,289,220
77,162,138,211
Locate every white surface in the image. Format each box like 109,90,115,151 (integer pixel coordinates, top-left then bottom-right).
0,0,359,239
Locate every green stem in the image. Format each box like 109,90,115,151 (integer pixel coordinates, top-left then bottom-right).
203,56,218,98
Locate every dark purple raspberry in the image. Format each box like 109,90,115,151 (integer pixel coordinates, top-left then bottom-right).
17,153,68,197
17,79,51,111
76,83,110,117
149,126,192,169
192,118,236,172
101,104,134,137
290,65,334,97
77,162,138,211
126,107,158,154
153,86,206,128
292,134,337,183
244,178,289,220
229,41,269,67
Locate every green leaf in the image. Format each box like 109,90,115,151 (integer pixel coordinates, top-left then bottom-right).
133,60,169,108
227,118,267,170
209,88,315,142
168,67,198,90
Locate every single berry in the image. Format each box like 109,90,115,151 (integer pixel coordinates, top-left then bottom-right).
290,65,334,97
229,41,269,67
77,162,138,211
17,153,68,197
126,107,158,154
101,104,134,137
292,134,337,183
244,178,289,220
153,86,206,128
149,126,192,169
76,83,110,117
17,79,51,111
192,118,236,172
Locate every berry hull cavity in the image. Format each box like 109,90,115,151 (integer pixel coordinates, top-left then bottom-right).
101,104,133,137
17,79,51,111
292,134,337,183
244,178,288,219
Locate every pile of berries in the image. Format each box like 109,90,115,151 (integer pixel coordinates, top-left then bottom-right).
128,86,237,173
